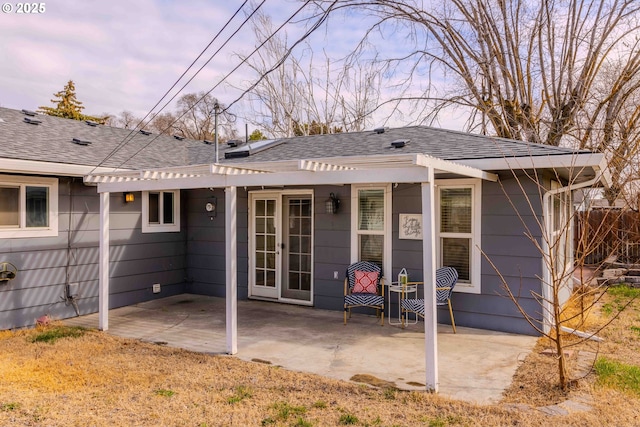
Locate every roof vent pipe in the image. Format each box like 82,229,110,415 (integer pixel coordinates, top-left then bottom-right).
23,117,41,125
391,139,410,148
374,127,386,134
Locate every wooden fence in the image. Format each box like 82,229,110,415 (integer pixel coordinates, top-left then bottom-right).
574,209,640,265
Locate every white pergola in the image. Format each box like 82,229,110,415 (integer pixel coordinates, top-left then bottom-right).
85,153,497,392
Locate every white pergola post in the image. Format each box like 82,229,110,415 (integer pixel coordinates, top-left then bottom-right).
225,186,238,354
421,172,438,392
99,191,110,331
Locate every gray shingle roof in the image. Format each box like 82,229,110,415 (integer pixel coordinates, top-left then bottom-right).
1,107,593,174
222,126,590,166
0,107,218,169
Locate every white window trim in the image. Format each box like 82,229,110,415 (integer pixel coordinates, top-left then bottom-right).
0,175,58,238
142,190,180,233
435,179,482,294
350,184,392,283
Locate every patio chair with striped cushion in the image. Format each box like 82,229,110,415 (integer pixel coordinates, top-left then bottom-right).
344,261,385,325
400,266,458,333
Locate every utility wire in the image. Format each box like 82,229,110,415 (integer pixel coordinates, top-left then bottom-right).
113,0,336,169
91,0,252,172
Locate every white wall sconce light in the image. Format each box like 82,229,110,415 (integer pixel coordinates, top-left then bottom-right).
205,196,217,219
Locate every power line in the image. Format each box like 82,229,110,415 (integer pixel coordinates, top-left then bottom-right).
92,0,253,172
114,0,336,169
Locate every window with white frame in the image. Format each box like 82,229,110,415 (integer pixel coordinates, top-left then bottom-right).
0,175,58,238
436,179,481,294
142,190,180,233
351,185,391,277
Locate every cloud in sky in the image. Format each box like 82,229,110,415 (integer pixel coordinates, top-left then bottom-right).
0,0,466,131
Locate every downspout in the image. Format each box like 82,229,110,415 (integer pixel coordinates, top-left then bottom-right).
541,174,601,333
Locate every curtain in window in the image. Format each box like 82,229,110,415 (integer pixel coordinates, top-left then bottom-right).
0,187,19,227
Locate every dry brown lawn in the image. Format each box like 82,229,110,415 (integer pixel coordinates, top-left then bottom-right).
1,287,639,427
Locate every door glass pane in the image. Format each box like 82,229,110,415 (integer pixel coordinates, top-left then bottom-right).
162,192,174,224
289,235,300,253
442,237,470,282
256,199,265,216
290,254,299,270
256,252,265,268
266,252,276,269
256,217,265,233
266,235,276,251
290,217,300,234
358,189,384,231
0,186,19,227
301,200,311,216
301,236,311,253
148,193,160,224
266,270,276,287
266,217,276,234
255,270,264,287
266,200,276,215
440,188,471,233
301,254,311,271
300,273,311,291
289,272,300,290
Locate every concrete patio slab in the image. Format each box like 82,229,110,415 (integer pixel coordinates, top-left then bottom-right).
64,294,537,404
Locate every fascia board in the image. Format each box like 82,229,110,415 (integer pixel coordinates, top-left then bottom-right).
456,153,606,172
0,158,125,177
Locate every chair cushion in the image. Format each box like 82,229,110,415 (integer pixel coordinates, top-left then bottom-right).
352,270,378,294
345,293,384,307
401,298,425,315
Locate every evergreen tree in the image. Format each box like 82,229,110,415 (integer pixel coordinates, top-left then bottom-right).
248,129,268,141
38,80,106,123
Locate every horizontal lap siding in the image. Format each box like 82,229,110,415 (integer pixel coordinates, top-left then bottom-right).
0,178,187,330
475,175,544,335
389,180,544,336
312,186,350,310
185,188,249,299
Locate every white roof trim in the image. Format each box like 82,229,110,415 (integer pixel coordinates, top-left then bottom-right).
86,153,495,193
0,157,125,177
457,152,605,173
298,159,356,172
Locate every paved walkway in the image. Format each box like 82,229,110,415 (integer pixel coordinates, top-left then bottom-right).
64,294,537,404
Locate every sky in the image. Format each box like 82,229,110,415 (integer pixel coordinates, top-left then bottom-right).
0,0,466,133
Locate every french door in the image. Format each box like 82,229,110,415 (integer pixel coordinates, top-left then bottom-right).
249,191,313,304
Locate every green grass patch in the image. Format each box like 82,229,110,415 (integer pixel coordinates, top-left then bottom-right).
30,326,86,344
273,402,306,419
631,325,640,336
338,413,359,425
608,285,640,299
595,357,640,396
312,401,327,409
293,417,313,427
261,402,307,425
154,389,176,397
227,385,252,404
1,402,20,411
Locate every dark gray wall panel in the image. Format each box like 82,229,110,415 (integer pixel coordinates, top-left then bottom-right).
185,188,249,297
1,178,188,330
